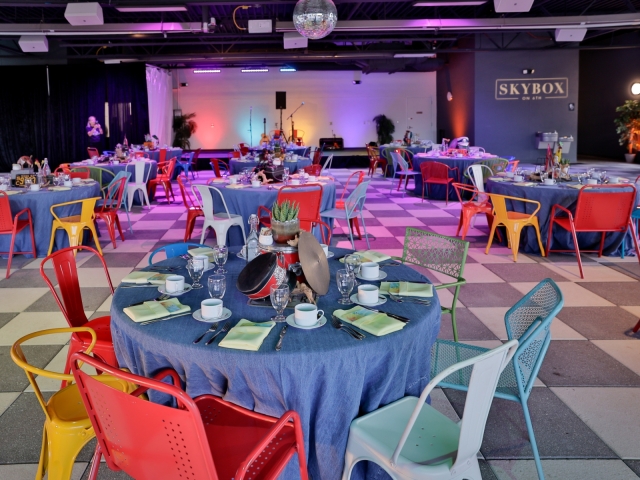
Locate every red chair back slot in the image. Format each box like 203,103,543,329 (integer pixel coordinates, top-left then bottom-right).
70,167,90,179
303,165,321,176
420,161,449,181
0,192,13,232
573,185,637,232
100,177,127,212
177,176,199,210
277,185,323,233
87,147,99,158
158,148,167,163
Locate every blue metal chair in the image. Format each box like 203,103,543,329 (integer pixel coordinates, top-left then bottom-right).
178,152,194,180
389,151,420,197
148,242,209,265
103,171,133,235
430,278,564,480
320,180,371,250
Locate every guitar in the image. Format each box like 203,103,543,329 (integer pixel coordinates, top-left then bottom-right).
260,118,270,144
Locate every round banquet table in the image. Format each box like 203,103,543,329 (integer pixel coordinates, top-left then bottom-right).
486,178,639,256
208,179,336,245
228,158,312,175
110,247,441,480
71,161,158,204
287,146,310,157
0,182,102,257
379,144,431,160
146,148,182,162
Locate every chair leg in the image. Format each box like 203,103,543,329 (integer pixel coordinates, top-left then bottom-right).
521,399,545,480
87,225,103,255
141,188,151,208
48,227,58,255
200,225,209,244
360,214,370,250
44,424,91,480
88,445,103,480
6,230,16,278
346,217,356,250
633,318,640,333
569,224,584,278
510,228,521,262
546,218,555,255
445,182,449,205
485,220,499,255
115,215,125,242
213,225,230,247
456,211,465,238
533,221,545,257
598,231,606,257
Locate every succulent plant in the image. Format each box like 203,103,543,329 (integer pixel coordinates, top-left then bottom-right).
272,199,300,222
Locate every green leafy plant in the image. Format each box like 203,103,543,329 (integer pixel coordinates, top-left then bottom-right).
172,112,198,149
272,200,300,222
559,157,570,166
614,100,640,154
373,114,395,145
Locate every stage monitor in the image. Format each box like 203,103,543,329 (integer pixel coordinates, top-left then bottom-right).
276,91,287,110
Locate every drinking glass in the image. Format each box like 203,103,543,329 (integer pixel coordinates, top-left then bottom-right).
214,245,228,274
270,284,289,322
24,178,32,189
186,258,205,289
600,171,607,183
336,269,355,305
344,254,362,283
282,167,290,185
208,275,226,299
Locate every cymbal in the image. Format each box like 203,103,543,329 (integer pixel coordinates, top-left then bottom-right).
298,231,330,296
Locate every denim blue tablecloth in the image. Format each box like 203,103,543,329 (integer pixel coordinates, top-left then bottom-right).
209,181,336,245
146,148,182,162
72,161,158,204
0,183,102,257
287,146,310,157
487,179,638,256
229,158,312,175
110,247,441,480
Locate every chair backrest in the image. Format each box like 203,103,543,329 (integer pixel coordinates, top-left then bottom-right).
401,227,469,280
134,151,147,158
465,164,494,192
40,246,113,327
148,242,210,265
303,164,322,176
390,151,411,173
108,171,131,206
420,161,449,180
210,159,228,178
158,148,167,163
312,144,324,165
277,185,323,231
0,191,14,231
192,184,234,223
71,352,219,479
126,160,151,184
573,184,637,232
87,147,99,158
70,167,91,179
88,166,115,187
452,182,481,205
344,180,370,218
506,160,519,172
100,176,127,211
177,176,200,210
160,157,177,178
339,171,365,202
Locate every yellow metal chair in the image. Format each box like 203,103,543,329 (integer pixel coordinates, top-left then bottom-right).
485,193,545,262
48,197,102,255
10,327,137,480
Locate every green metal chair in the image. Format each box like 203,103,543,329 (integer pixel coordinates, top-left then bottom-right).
430,278,564,480
464,158,509,182
87,166,116,191
394,228,469,341
104,171,133,235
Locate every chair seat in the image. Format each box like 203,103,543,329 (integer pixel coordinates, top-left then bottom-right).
54,215,86,225
0,218,30,235
425,178,454,185
320,208,353,220
506,211,536,222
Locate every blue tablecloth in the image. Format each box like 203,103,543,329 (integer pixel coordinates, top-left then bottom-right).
287,146,310,157
0,183,102,257
209,181,336,245
486,179,638,256
146,148,182,162
110,247,441,480
410,154,482,199
379,145,431,159
229,158,312,175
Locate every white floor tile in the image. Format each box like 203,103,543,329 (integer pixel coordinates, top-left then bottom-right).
0,312,69,346
0,392,19,416
510,282,614,307
592,340,640,377
0,288,48,313
489,459,638,480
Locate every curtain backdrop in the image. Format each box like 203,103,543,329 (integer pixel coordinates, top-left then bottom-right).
0,63,149,170
146,66,173,147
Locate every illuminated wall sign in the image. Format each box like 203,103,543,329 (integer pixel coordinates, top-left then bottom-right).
495,77,569,101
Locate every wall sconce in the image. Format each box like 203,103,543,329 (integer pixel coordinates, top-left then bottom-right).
631,82,640,95
522,69,535,75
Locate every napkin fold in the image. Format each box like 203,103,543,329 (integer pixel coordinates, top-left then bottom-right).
226,184,248,189
513,182,537,187
566,184,584,189
489,177,507,182
334,306,405,337
218,319,275,351
121,271,170,285
124,298,190,323
340,250,391,263
187,247,215,258
48,186,71,192
380,281,433,298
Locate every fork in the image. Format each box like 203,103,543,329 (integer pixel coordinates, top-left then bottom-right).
127,293,170,308
193,322,219,344
389,294,431,306
139,311,191,326
205,322,231,345
330,316,364,340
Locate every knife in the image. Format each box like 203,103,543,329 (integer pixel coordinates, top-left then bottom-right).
361,306,410,323
275,325,288,351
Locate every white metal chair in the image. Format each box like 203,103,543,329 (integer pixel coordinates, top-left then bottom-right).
321,180,371,250
342,339,518,480
192,184,246,246
321,154,334,175
390,151,420,197
125,161,151,210
465,164,494,194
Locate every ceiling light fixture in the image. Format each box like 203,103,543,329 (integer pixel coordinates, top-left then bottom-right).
632,83,640,95
116,6,188,12
242,68,269,73
414,1,486,6
194,69,221,73
280,67,297,72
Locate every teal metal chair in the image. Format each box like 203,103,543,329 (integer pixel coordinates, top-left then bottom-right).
320,180,371,250
148,242,209,265
178,152,194,179
389,151,420,196
104,171,133,235
430,278,564,480
619,175,640,259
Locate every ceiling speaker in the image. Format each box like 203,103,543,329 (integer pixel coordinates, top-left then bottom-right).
64,2,104,26
493,0,534,13
18,35,48,53
555,28,587,42
283,32,308,50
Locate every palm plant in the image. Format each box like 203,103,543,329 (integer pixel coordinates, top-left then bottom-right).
172,113,197,149
614,100,640,154
373,114,395,145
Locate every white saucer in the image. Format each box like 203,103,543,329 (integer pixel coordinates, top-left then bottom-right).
285,314,326,330
325,252,335,259
357,271,387,281
193,307,232,323
157,284,193,296
350,293,387,307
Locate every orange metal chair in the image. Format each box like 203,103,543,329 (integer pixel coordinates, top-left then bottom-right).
506,159,519,172
177,176,204,241
10,327,137,480
0,191,36,278
71,351,309,480
40,245,117,383
94,176,126,248
547,184,640,278
420,161,459,205
486,193,545,262
69,166,91,179
452,183,500,242
54,164,71,175
87,147,100,158
210,158,230,178
366,145,387,177
47,197,102,255
148,157,176,203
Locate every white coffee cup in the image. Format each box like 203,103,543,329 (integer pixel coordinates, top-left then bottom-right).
273,159,282,166
320,244,329,256
251,180,262,188
587,178,598,185
12,164,20,171
294,303,324,327
259,234,273,245
360,262,380,280
63,180,73,187
357,284,379,304
292,154,299,161
72,177,81,185
308,176,317,182
229,176,238,185
193,254,209,271
113,160,120,165
290,179,301,185
543,178,556,186
513,175,524,182
201,299,223,319
30,184,40,192
609,176,620,184
165,275,185,293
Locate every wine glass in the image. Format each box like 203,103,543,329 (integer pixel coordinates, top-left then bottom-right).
270,284,289,322
186,258,205,289
214,245,228,274
336,269,355,305
208,275,226,299
344,254,362,284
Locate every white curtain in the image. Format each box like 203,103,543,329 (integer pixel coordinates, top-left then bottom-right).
145,65,173,147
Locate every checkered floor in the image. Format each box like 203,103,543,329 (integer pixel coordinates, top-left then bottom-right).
1,161,640,480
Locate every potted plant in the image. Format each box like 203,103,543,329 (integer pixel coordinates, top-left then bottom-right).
373,114,395,145
271,200,300,244
172,113,197,150
559,157,570,175
614,100,640,163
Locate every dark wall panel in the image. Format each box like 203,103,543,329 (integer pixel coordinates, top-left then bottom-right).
437,53,475,143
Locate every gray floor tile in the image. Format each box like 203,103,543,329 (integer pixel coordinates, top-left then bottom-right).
489,459,640,480
0,345,63,392
537,340,640,387
483,263,566,283
438,308,500,341
25,287,112,313
0,270,51,289
0,312,18,330
126,229,171,240
577,282,640,306
138,213,183,221
602,262,640,281
458,283,528,308
556,307,640,340
82,252,147,268
418,217,462,226
624,460,640,476
80,465,134,479
0,255,36,269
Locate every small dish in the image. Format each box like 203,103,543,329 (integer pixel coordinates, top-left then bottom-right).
356,271,387,281
157,284,193,296
349,294,387,307
193,307,232,323
285,314,326,330
325,252,335,259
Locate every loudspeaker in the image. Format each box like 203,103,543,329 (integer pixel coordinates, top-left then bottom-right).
64,2,104,26
555,28,587,42
276,91,287,110
283,32,308,50
18,35,48,53
493,0,534,13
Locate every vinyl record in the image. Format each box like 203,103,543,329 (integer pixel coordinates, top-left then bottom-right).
298,230,330,295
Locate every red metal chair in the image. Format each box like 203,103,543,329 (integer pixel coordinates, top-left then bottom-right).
303,164,322,176
366,145,386,177
177,176,204,241
69,167,91,179
547,184,640,278
452,182,500,242
0,191,36,278
420,161,459,205
148,157,176,203
40,246,117,385
71,352,309,480
210,159,229,178
158,148,167,163
87,147,99,158
312,145,324,165
94,176,127,249
506,159,519,172
134,151,149,159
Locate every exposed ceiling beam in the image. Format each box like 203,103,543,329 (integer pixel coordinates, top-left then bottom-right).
0,22,202,36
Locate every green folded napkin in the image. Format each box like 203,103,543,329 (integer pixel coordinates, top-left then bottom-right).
187,247,215,258
334,306,405,337
219,319,275,351
123,298,190,323
121,271,170,285
340,250,391,263
380,281,433,298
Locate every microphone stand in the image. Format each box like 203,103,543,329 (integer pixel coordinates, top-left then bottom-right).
286,103,304,145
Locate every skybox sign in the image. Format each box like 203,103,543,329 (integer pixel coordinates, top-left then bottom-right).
495,78,569,101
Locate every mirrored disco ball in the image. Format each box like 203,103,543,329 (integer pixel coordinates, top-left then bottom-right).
293,0,338,40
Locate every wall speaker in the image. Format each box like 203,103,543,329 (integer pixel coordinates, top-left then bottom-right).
64,2,104,26
18,35,48,53
276,91,287,110
555,28,587,42
283,32,308,50
493,0,534,13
